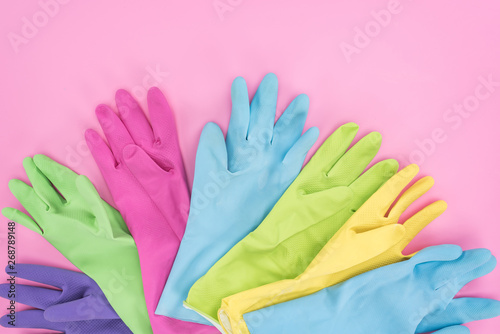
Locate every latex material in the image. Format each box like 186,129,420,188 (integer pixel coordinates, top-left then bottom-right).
86,88,215,333
243,245,500,334
156,73,319,326
187,123,399,325
217,164,447,334
2,155,151,334
0,264,131,333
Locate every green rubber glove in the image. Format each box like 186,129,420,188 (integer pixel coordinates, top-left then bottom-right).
2,155,151,334
185,123,399,324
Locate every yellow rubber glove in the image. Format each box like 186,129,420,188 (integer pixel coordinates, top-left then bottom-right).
218,164,447,334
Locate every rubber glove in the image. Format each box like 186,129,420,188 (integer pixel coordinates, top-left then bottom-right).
155,73,319,326
187,123,399,326
2,155,151,334
85,88,215,333
217,164,447,333
243,245,500,334
0,264,131,333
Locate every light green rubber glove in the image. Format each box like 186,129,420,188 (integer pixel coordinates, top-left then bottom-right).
2,155,152,334
185,123,399,325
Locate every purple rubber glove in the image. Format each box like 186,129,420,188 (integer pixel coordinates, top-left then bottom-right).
0,264,132,333
85,87,216,333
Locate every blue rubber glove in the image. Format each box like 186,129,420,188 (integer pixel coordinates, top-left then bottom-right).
155,73,319,325
243,245,500,334
0,264,132,333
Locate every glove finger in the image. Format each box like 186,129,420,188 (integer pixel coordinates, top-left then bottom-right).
272,94,310,148
429,249,494,292
193,122,228,182
0,283,62,309
247,73,278,144
2,208,42,235
45,295,120,321
361,164,420,217
32,155,79,201
417,298,500,333
388,176,435,219
281,126,319,174
397,200,447,250
147,87,180,147
115,89,155,146
327,131,382,185
0,309,66,331
23,157,64,207
85,129,119,180
95,104,134,163
347,159,399,212
453,254,497,290
7,178,47,213
3,264,85,290
302,122,359,176
432,325,470,334
227,76,250,164
410,245,463,266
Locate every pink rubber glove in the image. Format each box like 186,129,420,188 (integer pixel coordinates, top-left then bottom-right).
85,87,217,334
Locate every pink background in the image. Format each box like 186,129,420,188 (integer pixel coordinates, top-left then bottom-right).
1,0,499,333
